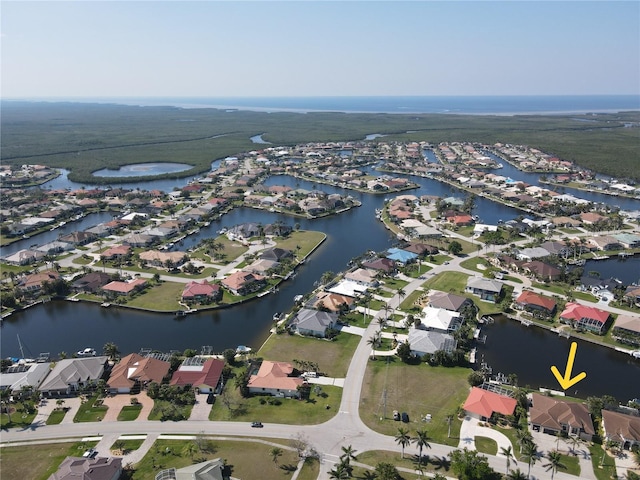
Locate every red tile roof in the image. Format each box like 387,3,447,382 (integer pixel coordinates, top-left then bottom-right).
560,302,610,324
516,291,556,311
170,358,224,390
463,387,517,418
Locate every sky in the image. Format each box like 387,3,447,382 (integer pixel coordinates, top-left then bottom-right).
1,1,639,98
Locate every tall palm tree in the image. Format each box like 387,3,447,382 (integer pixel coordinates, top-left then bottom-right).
340,444,357,465
413,429,431,465
500,445,515,474
103,342,120,362
396,287,406,305
395,427,411,459
515,428,533,453
269,447,283,466
367,332,381,360
328,463,350,480
543,450,566,480
506,468,528,480
521,440,539,479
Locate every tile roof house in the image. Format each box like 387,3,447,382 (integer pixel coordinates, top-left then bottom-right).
312,291,354,313
344,268,379,287
47,456,122,480
101,278,147,296
428,291,474,312
465,277,503,302
181,281,222,304
247,360,303,398
601,410,640,450
156,458,224,480
463,387,517,421
220,270,265,296
107,353,170,394
362,257,396,273
612,314,640,346
407,328,457,357
560,302,611,334
39,357,109,396
529,393,595,440
291,308,339,338
20,270,60,293
0,363,51,394
515,291,557,315
170,358,225,394
386,247,418,264
522,261,562,282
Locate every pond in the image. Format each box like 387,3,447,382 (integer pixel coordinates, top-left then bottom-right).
92,162,193,177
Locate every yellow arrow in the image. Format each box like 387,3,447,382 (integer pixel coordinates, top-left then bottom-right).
550,341,587,390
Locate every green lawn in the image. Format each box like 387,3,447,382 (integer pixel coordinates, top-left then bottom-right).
46,409,67,425
0,402,37,429
0,442,96,480
296,456,320,480
117,404,143,421
421,271,470,294
275,230,326,258
474,436,498,455
356,450,447,478
73,396,108,423
148,399,194,421
123,281,186,311
258,330,361,378
360,360,471,446
589,444,618,480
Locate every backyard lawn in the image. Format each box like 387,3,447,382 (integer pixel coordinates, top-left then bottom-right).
124,281,185,312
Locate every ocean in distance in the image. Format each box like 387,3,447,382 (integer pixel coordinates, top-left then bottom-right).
17,95,640,115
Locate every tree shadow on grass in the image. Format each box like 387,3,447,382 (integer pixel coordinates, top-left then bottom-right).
279,463,297,472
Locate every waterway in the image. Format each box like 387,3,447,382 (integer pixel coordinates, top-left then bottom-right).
92,162,193,178
4,159,640,400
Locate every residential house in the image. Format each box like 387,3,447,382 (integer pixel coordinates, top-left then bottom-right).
522,261,562,282
601,410,640,450
169,358,225,394
101,278,147,297
428,291,474,313
589,235,622,251
139,250,187,268
514,291,557,316
418,306,462,333
407,328,457,357
155,459,224,480
559,302,610,334
0,363,51,394
247,360,303,398
465,277,503,302
312,291,354,313
3,249,46,266
624,285,640,306
291,308,339,337
36,241,74,255
39,357,109,396
181,281,222,304
107,353,170,394
100,244,131,260
362,257,396,274
516,247,551,261
260,247,293,262
227,222,262,240
462,387,517,421
20,270,60,294
123,233,155,247
345,268,378,287
612,314,640,346
71,272,113,293
613,233,640,249
528,393,595,440
220,271,265,296
386,247,418,265
48,456,122,480
540,241,571,258
58,231,97,246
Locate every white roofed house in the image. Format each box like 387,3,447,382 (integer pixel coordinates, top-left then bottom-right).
407,328,457,358
344,268,379,287
0,363,51,395
39,357,109,397
465,277,504,302
419,306,463,333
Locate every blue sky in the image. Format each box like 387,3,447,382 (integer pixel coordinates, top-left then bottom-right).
2,1,639,97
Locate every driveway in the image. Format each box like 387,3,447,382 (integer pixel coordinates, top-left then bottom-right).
188,393,213,421
101,391,154,422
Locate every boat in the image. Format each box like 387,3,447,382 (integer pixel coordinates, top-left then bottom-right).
101,302,111,308
236,345,252,354
631,350,640,359
273,312,282,322
175,310,187,317
77,347,96,357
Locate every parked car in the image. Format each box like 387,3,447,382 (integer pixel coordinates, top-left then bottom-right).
401,412,409,423
251,421,263,428
393,410,400,421
206,393,215,404
82,448,98,459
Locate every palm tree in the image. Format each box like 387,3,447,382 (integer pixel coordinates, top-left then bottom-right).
103,342,120,362
515,428,533,453
543,450,566,480
328,463,350,480
367,332,381,360
182,441,198,457
506,468,528,480
395,427,411,459
269,447,283,466
396,287,406,305
500,445,515,474
521,440,539,479
632,447,640,469
413,429,431,465
340,444,357,465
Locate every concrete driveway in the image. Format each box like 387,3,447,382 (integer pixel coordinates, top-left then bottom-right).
101,391,154,422
188,393,213,421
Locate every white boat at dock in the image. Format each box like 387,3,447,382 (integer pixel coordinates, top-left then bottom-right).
77,347,96,357
236,345,252,354
631,350,640,359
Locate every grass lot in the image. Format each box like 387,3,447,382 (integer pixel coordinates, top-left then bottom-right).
130,439,299,480
421,271,470,294
213,236,249,262
148,399,194,421
124,281,185,312
0,442,96,480
296,456,320,480
111,438,145,453
589,445,619,480
0,402,37,429
117,404,142,421
355,450,447,479
459,257,493,275
73,395,108,422
558,452,581,477
275,230,326,258
46,409,67,425
258,330,362,378
360,359,471,446
474,436,498,456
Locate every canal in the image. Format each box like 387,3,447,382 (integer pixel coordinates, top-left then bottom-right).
3,159,640,400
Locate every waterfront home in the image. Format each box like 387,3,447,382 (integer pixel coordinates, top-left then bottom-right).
58,231,97,246
589,235,623,251
402,242,439,256
418,306,462,333
71,272,113,293
345,268,379,287
514,291,557,316
559,302,610,334
260,247,293,262
540,240,572,257
579,212,607,225
48,456,122,480
327,279,369,298
39,356,109,396
623,285,640,306
156,459,224,480
386,247,418,265
465,277,503,302
107,353,170,394
579,276,622,295
247,360,303,398
551,216,582,228
227,222,262,240
428,291,474,313
611,314,640,346
3,248,46,265
100,244,131,260
181,280,222,304
601,410,640,450
122,232,155,247
169,358,225,394
462,387,517,422
613,232,640,249
362,257,396,274
101,278,147,297
246,258,279,276
290,308,339,338
220,270,265,296
521,260,562,282
139,250,188,268
36,240,74,255
516,247,551,262
450,214,474,227
20,270,60,294
528,393,595,440
0,362,51,395
84,224,111,238
407,328,457,357
312,291,354,313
